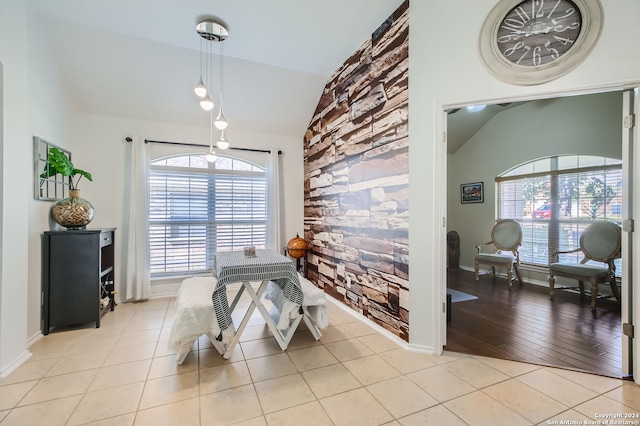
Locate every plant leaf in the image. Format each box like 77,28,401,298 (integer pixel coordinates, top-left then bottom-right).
73,169,93,182
39,162,58,179
47,147,74,177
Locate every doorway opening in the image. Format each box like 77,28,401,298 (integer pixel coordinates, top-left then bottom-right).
444,90,632,379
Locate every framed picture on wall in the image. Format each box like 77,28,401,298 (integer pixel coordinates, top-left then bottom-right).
461,182,484,204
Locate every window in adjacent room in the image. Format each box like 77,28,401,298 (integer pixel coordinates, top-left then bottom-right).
148,153,266,278
497,155,622,268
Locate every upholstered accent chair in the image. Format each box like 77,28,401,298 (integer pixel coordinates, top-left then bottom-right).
474,219,523,286
548,220,622,311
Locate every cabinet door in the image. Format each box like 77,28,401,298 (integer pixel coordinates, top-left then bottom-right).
49,233,100,327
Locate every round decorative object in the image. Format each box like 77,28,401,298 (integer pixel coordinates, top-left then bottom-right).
479,0,603,85
51,189,94,230
286,236,309,259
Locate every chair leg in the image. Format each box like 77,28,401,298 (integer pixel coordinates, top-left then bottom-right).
590,280,598,311
491,266,496,279
578,281,585,298
609,275,621,304
507,266,513,287
549,275,555,300
514,264,523,285
475,260,479,281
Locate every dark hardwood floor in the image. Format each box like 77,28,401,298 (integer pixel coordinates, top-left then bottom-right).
445,268,624,378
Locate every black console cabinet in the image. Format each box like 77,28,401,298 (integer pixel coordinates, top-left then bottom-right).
42,228,116,335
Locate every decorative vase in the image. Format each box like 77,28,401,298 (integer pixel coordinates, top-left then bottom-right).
51,189,94,230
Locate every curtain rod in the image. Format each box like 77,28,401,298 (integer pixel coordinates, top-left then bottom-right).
125,137,282,155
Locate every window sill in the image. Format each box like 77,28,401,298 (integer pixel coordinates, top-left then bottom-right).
151,272,213,285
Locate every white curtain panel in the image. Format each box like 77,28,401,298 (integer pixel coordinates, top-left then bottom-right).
266,150,282,252
124,137,151,301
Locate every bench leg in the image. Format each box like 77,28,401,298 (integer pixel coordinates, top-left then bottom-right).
474,260,479,281
174,338,199,365
175,347,190,365
206,332,227,356
303,309,323,340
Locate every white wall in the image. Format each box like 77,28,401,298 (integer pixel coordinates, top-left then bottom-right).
448,92,623,271
409,0,640,372
0,1,31,377
26,11,80,341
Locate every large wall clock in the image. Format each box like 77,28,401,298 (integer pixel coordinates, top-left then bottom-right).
479,0,604,85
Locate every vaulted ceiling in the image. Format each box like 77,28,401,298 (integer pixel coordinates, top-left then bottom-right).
30,0,405,137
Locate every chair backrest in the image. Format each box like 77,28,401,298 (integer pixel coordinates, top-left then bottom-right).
491,219,522,252
580,220,621,262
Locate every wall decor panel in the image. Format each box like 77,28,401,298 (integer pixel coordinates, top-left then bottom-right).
304,0,409,340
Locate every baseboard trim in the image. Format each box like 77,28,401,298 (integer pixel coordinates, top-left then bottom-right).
407,343,437,354
0,350,32,379
27,330,44,347
457,264,550,288
325,297,411,351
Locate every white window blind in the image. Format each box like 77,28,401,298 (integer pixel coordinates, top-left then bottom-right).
497,155,622,268
149,154,266,278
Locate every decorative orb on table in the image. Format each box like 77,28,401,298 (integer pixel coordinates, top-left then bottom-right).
286,235,308,259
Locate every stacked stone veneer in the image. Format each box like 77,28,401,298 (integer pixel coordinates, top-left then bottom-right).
303,1,409,341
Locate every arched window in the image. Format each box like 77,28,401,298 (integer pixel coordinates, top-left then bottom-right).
497,155,622,267
149,153,266,278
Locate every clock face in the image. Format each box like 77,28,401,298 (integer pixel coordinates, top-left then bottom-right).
496,0,582,67
479,0,603,85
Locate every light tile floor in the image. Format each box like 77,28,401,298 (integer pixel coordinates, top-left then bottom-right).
1,292,639,426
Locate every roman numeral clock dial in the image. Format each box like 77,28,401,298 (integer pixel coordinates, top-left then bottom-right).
479,0,603,85
498,0,581,66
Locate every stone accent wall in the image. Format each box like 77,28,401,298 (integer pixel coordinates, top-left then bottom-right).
303,1,409,341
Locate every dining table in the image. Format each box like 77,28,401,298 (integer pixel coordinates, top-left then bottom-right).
212,248,304,359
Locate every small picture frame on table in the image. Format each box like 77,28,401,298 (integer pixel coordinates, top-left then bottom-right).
461,182,484,204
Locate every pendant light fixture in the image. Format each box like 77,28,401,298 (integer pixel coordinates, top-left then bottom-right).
214,40,228,131
216,130,230,150
195,18,230,159
200,95,215,111
194,37,208,98
204,110,218,163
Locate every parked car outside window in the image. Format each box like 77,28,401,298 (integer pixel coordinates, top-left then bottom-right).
533,204,551,218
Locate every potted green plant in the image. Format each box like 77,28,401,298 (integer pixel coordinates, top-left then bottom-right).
41,147,93,191
42,147,95,229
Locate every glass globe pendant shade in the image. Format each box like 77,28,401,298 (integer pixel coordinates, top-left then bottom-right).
214,109,228,130
217,130,230,150
205,146,218,163
200,95,214,111
194,77,207,98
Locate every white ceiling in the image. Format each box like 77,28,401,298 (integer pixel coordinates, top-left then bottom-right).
30,0,405,137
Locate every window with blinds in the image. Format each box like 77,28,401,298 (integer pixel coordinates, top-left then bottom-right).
149,154,267,278
496,155,622,268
